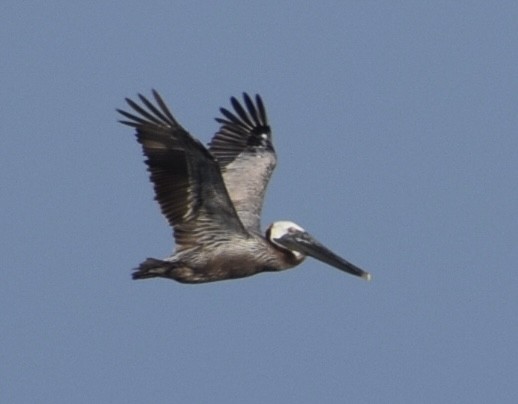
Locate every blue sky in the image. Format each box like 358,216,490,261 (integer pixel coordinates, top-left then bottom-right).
2,2,517,403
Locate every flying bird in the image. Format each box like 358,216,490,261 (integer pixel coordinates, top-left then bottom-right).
117,90,371,283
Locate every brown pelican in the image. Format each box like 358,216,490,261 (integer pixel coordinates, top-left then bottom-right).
117,90,371,283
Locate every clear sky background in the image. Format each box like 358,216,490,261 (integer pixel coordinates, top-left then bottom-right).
2,2,517,403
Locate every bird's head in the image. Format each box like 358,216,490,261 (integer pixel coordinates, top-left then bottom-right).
266,221,371,281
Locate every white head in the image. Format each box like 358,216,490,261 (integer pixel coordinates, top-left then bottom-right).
268,221,305,240
267,221,306,260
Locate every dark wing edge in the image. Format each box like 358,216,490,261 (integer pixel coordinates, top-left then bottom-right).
117,90,246,248
209,93,274,167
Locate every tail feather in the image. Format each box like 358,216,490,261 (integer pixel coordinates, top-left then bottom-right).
132,258,175,280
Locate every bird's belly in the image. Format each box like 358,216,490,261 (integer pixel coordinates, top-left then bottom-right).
173,247,277,283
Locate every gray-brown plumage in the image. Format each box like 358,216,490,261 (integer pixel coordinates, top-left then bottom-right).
209,94,276,232
117,90,371,283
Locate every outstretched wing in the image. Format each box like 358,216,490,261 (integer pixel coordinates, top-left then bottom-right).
117,90,247,250
208,93,277,233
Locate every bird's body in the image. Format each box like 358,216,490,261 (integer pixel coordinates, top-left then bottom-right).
137,233,300,284
118,90,371,284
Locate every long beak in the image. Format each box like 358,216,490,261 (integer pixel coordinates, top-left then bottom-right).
275,230,371,281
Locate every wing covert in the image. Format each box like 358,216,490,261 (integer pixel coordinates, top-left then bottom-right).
209,93,277,233
118,90,247,250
